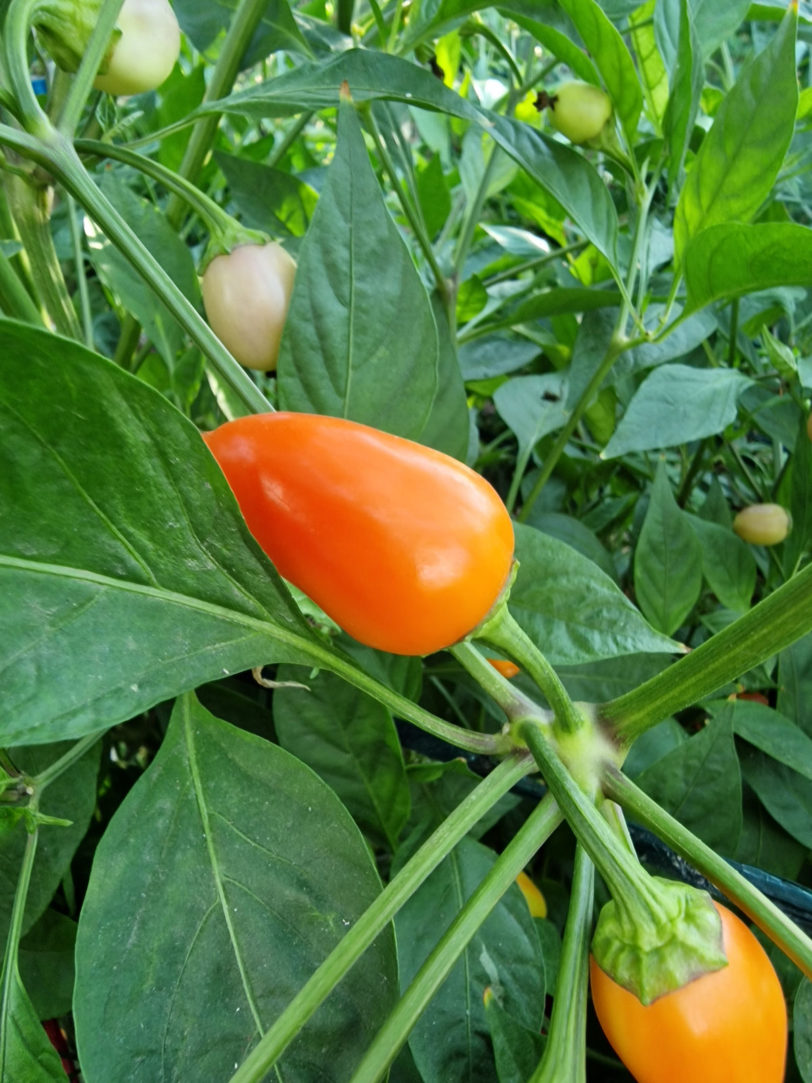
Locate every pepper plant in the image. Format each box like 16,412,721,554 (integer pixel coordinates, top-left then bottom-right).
1,0,812,1080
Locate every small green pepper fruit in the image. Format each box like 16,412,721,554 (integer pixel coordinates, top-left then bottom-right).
591,878,728,1005
733,504,791,547
537,81,613,145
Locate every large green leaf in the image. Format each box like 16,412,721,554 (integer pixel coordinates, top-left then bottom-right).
684,223,812,312
686,515,755,613
725,699,812,782
273,667,411,849
635,708,742,854
633,462,702,637
662,0,703,190
510,523,679,665
486,114,619,263
673,6,798,262
211,50,619,263
173,0,310,59
602,364,752,458
276,98,453,449
395,836,544,1083
73,695,397,1082
740,750,812,849
86,175,200,370
215,152,318,238
0,321,318,746
0,969,64,1082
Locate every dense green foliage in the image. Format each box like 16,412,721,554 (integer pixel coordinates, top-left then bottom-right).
1,0,811,1080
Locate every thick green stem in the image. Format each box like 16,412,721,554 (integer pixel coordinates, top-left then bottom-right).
4,0,51,136
600,562,812,745
75,138,263,251
477,605,585,735
348,792,564,1083
0,826,39,1075
603,766,812,980
0,240,42,322
517,720,660,911
164,0,271,230
26,129,271,413
450,638,553,724
227,753,536,1083
520,722,727,1003
32,731,103,790
56,0,123,136
4,172,80,337
529,845,594,1083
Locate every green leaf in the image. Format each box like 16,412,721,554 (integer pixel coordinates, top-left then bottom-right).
276,98,449,447
273,667,411,849
726,699,812,782
212,51,619,263
511,11,601,86
485,114,619,263
673,6,798,263
484,991,545,1083
636,708,742,854
794,979,812,1083
662,0,703,191
511,522,680,665
18,910,76,1021
215,151,317,238
602,364,751,458
740,749,812,848
0,321,318,746
0,742,100,942
682,0,752,60
557,0,643,141
87,175,200,369
629,0,669,130
173,0,310,59
685,223,812,312
685,514,756,613
0,969,65,1082
73,695,397,1083
778,634,812,739
524,511,617,582
212,48,483,119
780,413,812,577
633,461,702,637
493,374,569,459
395,836,544,1083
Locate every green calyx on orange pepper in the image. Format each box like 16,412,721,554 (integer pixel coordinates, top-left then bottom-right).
203,412,515,656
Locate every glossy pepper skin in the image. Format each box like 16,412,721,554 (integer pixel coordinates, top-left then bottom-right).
589,901,787,1083
203,413,515,656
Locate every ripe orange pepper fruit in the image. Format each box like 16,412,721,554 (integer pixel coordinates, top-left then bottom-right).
589,901,787,1083
204,412,515,656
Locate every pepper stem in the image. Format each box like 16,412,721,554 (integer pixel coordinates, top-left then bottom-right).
476,603,585,734
528,845,594,1083
518,719,727,1002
